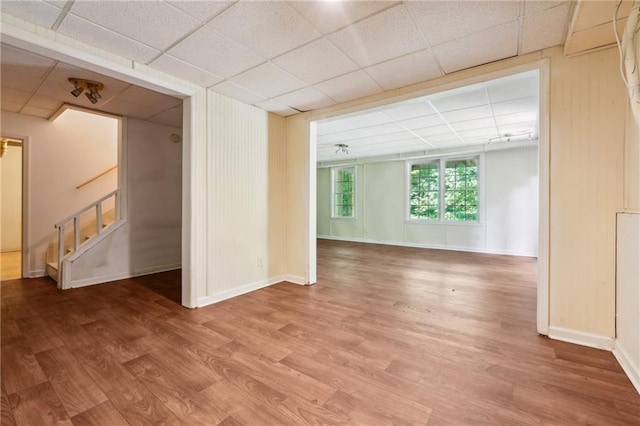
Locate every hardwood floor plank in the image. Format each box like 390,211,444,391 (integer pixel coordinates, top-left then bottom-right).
35,347,107,417
1,385,16,426
7,382,72,426
2,240,639,424
70,401,128,426
1,338,48,395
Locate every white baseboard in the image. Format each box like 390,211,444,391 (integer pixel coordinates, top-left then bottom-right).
316,235,537,257
613,342,640,395
29,269,46,278
69,263,181,289
283,274,308,285
548,326,614,350
197,275,286,307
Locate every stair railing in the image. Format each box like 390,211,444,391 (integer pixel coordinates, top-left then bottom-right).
54,189,120,279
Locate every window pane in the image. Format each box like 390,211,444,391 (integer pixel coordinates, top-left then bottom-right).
444,158,478,222
409,162,439,219
332,167,355,217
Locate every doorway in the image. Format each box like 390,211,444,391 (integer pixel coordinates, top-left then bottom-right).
1,137,24,281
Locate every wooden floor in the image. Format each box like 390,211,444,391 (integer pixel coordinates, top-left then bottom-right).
1,240,639,425
0,252,21,282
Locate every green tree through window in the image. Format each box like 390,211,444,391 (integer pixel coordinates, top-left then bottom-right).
409,157,478,221
333,167,355,217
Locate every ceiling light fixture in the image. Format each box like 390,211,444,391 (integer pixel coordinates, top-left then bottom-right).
488,131,533,144
68,78,104,104
335,143,349,154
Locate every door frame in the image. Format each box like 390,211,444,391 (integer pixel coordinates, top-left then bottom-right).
304,59,551,335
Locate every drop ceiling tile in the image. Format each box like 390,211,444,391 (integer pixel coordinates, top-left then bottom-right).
273,38,358,84
355,131,417,145
210,81,266,105
317,119,359,136
405,1,519,46
365,49,443,91
397,114,444,130
254,99,299,117
430,89,488,113
68,1,201,50
365,122,405,136
1,87,32,104
319,129,372,144
497,122,538,135
57,14,161,63
457,127,500,139
147,105,183,128
441,105,493,123
328,4,427,67
0,45,56,77
383,101,437,121
116,86,181,110
149,55,223,88
27,94,61,110
98,99,150,120
314,70,382,104
0,68,45,93
426,134,461,144
344,111,394,129
272,86,336,111
21,105,53,118
167,1,234,22
524,0,571,15
492,97,538,115
231,63,306,99
168,25,265,78
433,21,519,74
451,118,497,132
210,1,321,59
488,75,538,102
521,2,573,54
289,1,397,34
495,112,538,126
414,124,454,138
1,100,23,113
1,0,62,28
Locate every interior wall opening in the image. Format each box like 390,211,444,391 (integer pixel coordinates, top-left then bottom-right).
0,137,24,281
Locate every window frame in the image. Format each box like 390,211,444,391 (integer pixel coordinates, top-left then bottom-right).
331,166,357,220
406,154,482,224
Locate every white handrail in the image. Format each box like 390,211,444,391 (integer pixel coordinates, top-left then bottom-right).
54,189,120,285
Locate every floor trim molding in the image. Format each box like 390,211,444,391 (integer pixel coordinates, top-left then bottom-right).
548,326,614,350
613,342,640,395
197,275,286,307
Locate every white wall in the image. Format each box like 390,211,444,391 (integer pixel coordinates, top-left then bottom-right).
0,110,117,275
0,143,22,252
70,118,182,285
317,145,538,256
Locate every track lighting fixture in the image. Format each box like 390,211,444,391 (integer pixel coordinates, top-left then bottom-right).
335,143,349,154
68,78,104,104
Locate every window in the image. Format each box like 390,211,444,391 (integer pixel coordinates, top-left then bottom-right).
332,167,356,218
408,156,479,222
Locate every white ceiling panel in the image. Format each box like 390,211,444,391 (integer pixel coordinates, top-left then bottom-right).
497,122,538,135
149,55,223,88
168,25,264,78
167,1,234,23
147,105,183,128
365,49,443,91
210,81,266,105
254,99,299,117
495,112,538,126
429,89,488,113
457,127,500,139
21,105,51,118
492,97,538,115
1,87,32,105
209,1,320,59
231,63,306,99
273,38,359,85
451,118,497,132
414,124,455,138
433,21,519,74
521,2,573,54
99,98,154,120
289,1,397,34
1,44,56,77
1,100,23,113
405,1,519,46
57,14,161,64
116,85,182,110
317,119,359,136
318,129,373,145
397,114,445,131
365,122,406,136
524,0,570,16
344,111,394,129
272,86,336,111
1,0,62,29
28,94,61,110
440,105,493,123
314,70,382,104
68,1,201,50
328,4,427,67
1,68,47,93
384,102,437,121
488,75,539,103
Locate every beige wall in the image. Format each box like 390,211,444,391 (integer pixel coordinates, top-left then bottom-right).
0,143,22,252
0,110,118,275
286,46,627,340
625,103,640,211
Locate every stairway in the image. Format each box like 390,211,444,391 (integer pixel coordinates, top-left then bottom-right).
46,207,116,282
